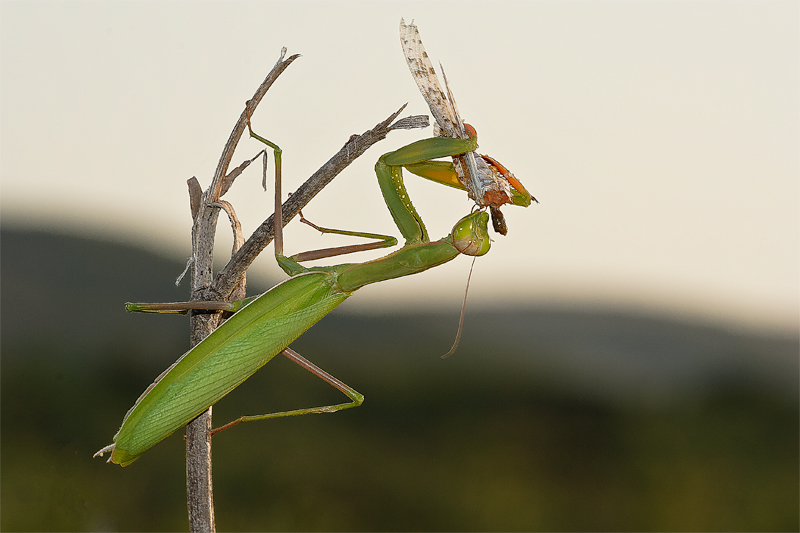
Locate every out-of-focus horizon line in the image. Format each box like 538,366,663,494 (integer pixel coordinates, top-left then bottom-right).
3,216,796,339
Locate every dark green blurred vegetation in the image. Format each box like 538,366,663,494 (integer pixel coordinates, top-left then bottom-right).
2,228,798,531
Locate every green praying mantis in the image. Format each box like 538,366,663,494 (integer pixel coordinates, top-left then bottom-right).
95,20,534,467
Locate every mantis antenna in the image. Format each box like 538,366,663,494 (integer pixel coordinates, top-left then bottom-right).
441,255,477,359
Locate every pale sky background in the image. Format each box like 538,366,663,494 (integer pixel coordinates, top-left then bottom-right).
1,0,798,335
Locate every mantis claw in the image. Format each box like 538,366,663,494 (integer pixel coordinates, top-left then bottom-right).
93,443,115,463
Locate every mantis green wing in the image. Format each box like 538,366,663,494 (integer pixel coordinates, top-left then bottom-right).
110,271,349,466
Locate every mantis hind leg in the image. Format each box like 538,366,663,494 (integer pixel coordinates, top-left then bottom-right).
209,347,364,436
284,212,398,263
274,210,402,275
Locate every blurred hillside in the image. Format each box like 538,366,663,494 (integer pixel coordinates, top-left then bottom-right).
1,227,798,531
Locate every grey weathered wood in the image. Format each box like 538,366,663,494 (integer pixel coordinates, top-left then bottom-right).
185,48,299,533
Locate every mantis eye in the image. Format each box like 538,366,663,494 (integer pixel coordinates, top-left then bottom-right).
452,211,491,256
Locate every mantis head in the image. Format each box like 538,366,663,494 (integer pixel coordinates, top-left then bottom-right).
451,211,491,256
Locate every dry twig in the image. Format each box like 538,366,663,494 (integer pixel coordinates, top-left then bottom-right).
181,48,428,532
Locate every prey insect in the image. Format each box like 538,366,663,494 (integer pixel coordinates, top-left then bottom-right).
95,24,534,466
399,18,536,234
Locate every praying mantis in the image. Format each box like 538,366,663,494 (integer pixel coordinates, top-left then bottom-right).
95,20,534,467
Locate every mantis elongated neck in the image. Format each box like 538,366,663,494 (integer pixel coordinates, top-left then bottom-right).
337,238,460,293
